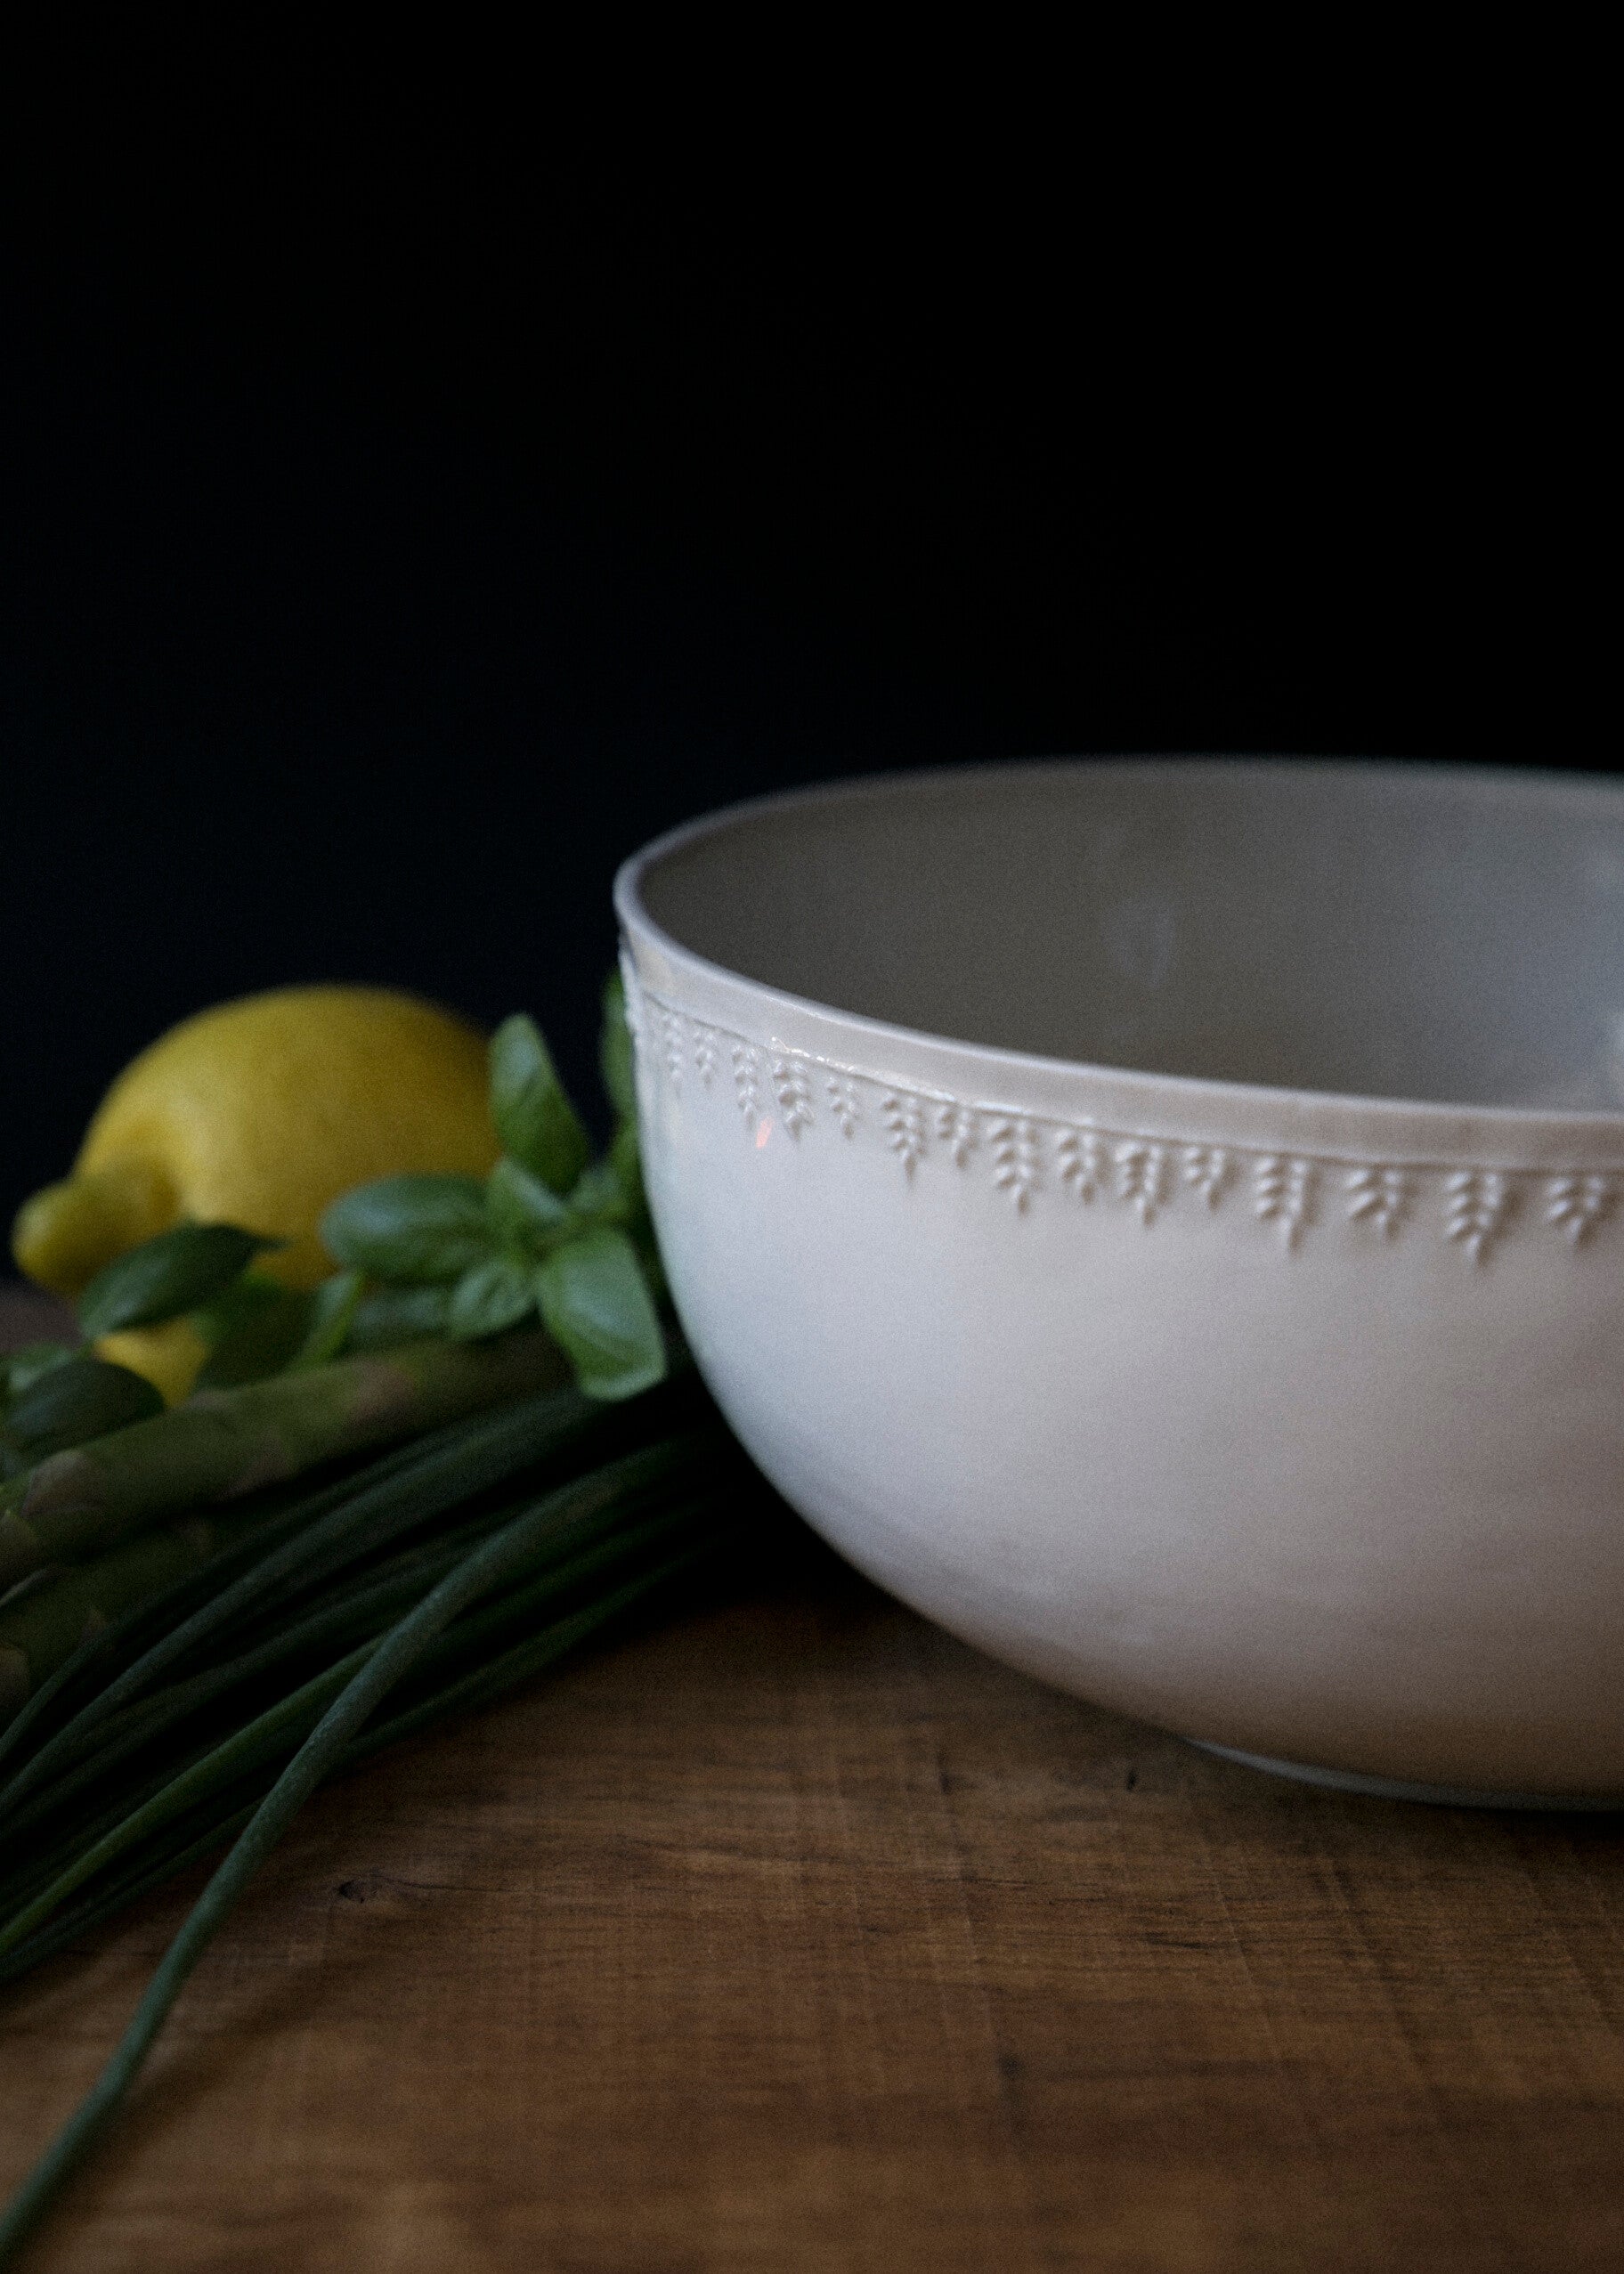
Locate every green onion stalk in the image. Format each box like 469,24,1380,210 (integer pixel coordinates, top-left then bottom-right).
0,1430,758,2262
0,982,772,2264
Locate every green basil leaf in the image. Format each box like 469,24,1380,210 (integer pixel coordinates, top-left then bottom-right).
533,1227,665,1401
194,1290,317,1390
489,1014,589,1195
189,1271,288,1351
1,1341,78,1401
3,1355,163,1456
343,1284,454,1351
600,969,637,1123
564,1161,629,1228
78,1223,281,1339
289,1269,368,1371
447,1254,537,1342
320,1176,491,1282
485,1156,571,1253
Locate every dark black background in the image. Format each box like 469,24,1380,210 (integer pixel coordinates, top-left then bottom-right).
0,37,1599,1210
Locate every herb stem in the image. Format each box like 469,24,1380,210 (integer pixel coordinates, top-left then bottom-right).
0,1384,599,1823
0,1436,708,2261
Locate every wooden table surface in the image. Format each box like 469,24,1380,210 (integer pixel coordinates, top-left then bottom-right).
2,1293,1621,2272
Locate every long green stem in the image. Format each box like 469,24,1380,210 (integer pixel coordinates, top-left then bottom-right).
345,1525,735,1768
4,1481,703,1852
2,1562,445,1849
0,1499,623,1922
0,1432,719,1933
5,1509,495,1799
0,1646,376,1956
0,1802,261,1989
0,1399,551,1775
0,1507,736,1991
382,1493,722,1706
0,1383,600,1823
0,1437,703,2260
2,1523,221,1724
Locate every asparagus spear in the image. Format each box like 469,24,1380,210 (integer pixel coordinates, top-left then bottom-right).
0,1329,568,1596
0,1508,272,1721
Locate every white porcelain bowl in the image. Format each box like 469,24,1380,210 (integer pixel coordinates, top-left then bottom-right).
615,761,1624,1806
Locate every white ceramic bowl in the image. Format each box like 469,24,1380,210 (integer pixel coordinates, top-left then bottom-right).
615,760,1624,1806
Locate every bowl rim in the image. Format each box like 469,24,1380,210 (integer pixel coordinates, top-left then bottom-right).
613,756,1624,1170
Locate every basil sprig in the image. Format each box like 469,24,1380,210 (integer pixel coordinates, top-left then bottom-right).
2,982,664,1468
317,999,663,1401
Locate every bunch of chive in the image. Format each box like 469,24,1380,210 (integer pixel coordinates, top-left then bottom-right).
0,991,768,2261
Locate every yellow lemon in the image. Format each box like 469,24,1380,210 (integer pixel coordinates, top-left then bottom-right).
93,1319,214,1408
13,986,499,1400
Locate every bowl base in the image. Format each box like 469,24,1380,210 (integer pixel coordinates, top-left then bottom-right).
1191,1742,1623,1812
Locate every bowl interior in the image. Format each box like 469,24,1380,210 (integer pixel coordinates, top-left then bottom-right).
634,761,1624,1112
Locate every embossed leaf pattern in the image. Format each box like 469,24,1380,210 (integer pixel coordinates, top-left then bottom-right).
1254,1155,1315,1248
1545,1173,1614,1246
691,1024,719,1087
1443,1169,1513,1263
731,1042,762,1126
771,1057,815,1137
1346,1164,1411,1239
881,1092,929,1177
629,983,1621,1259
989,1119,1041,1211
825,1075,862,1138
1055,1125,1102,1202
1181,1145,1232,1208
657,1006,686,1091
1115,1140,1168,1225
935,1101,978,1167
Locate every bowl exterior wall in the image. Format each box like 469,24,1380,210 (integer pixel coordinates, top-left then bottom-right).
620,915,1624,1800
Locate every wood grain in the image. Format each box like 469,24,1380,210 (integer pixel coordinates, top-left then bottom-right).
2,1294,1621,2272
